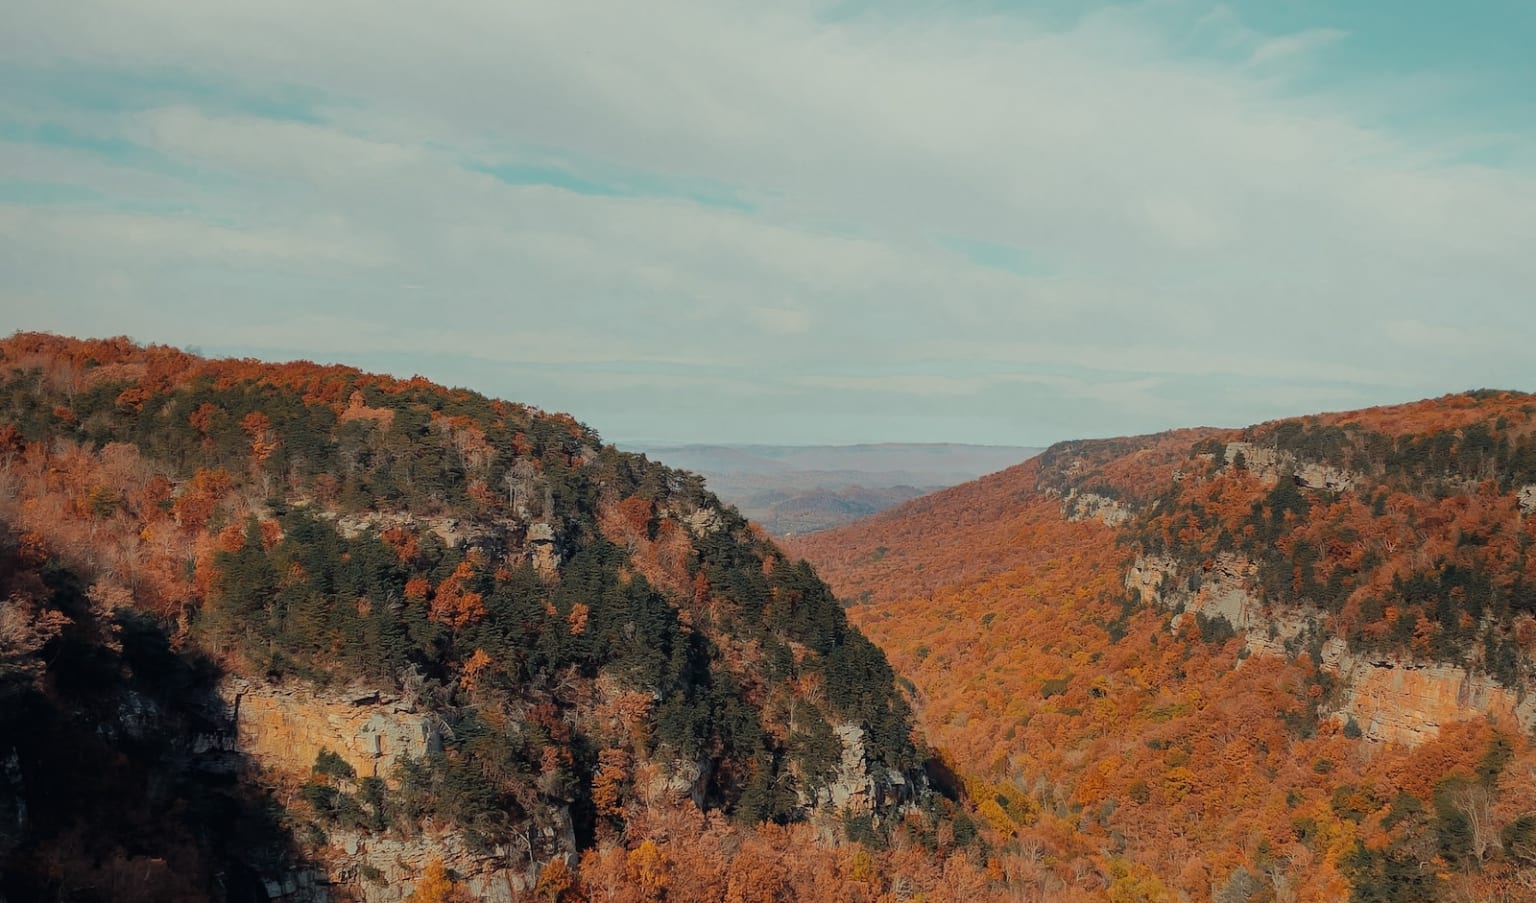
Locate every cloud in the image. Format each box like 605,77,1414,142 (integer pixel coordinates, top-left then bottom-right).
749,306,812,336
1383,319,1508,356
1248,28,1347,67
0,0,1532,443
132,106,419,183
0,205,379,265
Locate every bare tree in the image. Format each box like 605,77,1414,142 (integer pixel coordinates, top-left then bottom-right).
1448,783,1499,864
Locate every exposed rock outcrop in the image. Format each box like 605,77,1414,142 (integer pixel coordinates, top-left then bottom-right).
1126,554,1177,607
1064,491,1133,527
321,508,499,551
526,521,563,576
1223,442,1284,482
219,680,577,902
221,679,441,780
683,506,726,537
1130,553,1309,653
1328,657,1536,746
1519,484,1536,516
1127,553,1536,746
504,459,549,521
1171,554,1262,634
321,825,573,903
1223,442,1359,492
641,755,715,809
803,724,910,816
1295,461,1358,492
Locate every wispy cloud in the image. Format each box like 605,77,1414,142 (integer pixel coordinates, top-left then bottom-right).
1248,28,1347,67
0,0,1532,443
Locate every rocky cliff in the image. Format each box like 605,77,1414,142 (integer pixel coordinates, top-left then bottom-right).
223,680,442,781
1129,550,1536,746
219,677,915,902
213,680,570,902
1331,657,1536,746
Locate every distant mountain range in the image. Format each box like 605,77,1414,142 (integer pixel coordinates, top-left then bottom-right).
626,443,1042,535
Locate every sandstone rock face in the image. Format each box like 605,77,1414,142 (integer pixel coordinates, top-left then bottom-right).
322,824,572,903
1064,491,1132,527
220,681,570,903
221,679,440,780
1295,462,1358,492
1329,658,1536,746
683,506,725,537
261,869,327,902
1223,442,1358,492
1175,554,1261,633
322,508,496,551
801,724,909,816
1125,555,1177,606
1131,552,1305,649
506,461,537,518
1519,484,1536,516
1126,553,1536,747
526,521,562,576
652,756,714,809
1223,442,1285,484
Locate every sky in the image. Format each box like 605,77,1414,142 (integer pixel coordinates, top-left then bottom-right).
2,1,1533,447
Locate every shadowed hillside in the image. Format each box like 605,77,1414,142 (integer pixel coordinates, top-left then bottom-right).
0,333,1007,902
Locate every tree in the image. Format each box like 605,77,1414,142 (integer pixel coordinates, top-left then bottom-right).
404,860,475,903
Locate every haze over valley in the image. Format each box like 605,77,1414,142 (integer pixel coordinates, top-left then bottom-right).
624,443,1041,535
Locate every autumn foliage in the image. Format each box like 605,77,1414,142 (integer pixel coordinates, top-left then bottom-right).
14,332,1536,901
0,333,987,902
793,391,1536,901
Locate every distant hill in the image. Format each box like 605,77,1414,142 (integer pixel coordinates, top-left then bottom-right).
628,443,1041,535
788,391,1536,902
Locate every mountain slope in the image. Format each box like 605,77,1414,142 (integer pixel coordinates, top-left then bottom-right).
790,393,1536,902
0,334,998,901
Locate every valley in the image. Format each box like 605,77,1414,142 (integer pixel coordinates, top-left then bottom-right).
623,444,1040,536
4,334,1536,902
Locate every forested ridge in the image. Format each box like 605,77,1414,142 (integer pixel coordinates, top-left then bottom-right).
792,391,1536,902
0,333,1001,901
13,332,1536,901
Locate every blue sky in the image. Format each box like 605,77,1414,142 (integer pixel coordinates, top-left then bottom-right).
1,1,1533,446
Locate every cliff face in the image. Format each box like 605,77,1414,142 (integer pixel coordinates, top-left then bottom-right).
1332,658,1535,746
807,723,910,815
214,680,568,902
0,524,307,902
1222,441,1362,491
1129,549,1536,747
317,827,544,903
223,680,441,781
219,678,917,901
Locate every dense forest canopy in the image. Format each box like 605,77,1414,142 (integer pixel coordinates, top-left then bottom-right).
792,390,1536,903
12,332,1536,902
0,333,1009,902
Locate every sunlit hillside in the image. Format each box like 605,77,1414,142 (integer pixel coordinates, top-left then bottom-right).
791,392,1536,902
